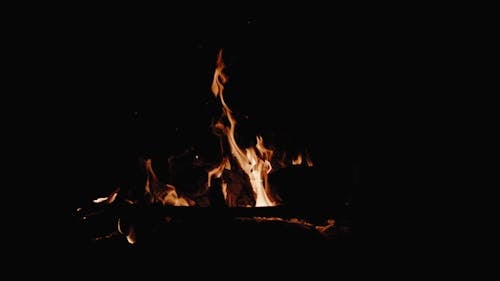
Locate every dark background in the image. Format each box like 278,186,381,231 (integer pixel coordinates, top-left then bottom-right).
11,6,442,273
9,5,467,274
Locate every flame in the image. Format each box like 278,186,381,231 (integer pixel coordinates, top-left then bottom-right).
292,154,303,165
92,187,120,204
304,148,314,167
85,49,314,211
209,49,277,207
207,157,228,188
291,151,314,167
126,226,136,244
117,218,136,244
144,159,195,206
93,197,108,203
211,49,229,106
117,218,124,234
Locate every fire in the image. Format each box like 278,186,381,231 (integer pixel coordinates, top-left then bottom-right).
74,48,339,247
211,49,229,103
208,49,277,207
92,187,120,204
144,159,195,206
86,49,313,210
291,150,314,167
292,154,303,165
133,49,313,208
118,218,136,244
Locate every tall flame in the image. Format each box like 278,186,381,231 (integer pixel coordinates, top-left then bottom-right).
209,49,277,207
211,49,229,107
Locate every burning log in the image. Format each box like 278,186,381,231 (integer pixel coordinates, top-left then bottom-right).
75,188,347,243
76,205,347,247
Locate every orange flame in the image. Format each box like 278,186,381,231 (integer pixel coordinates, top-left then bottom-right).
292,154,303,165
291,150,314,167
144,159,195,206
209,49,277,207
117,218,136,244
211,49,230,108
92,187,120,204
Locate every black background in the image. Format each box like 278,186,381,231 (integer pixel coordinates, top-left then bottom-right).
7,5,452,275
7,4,468,275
